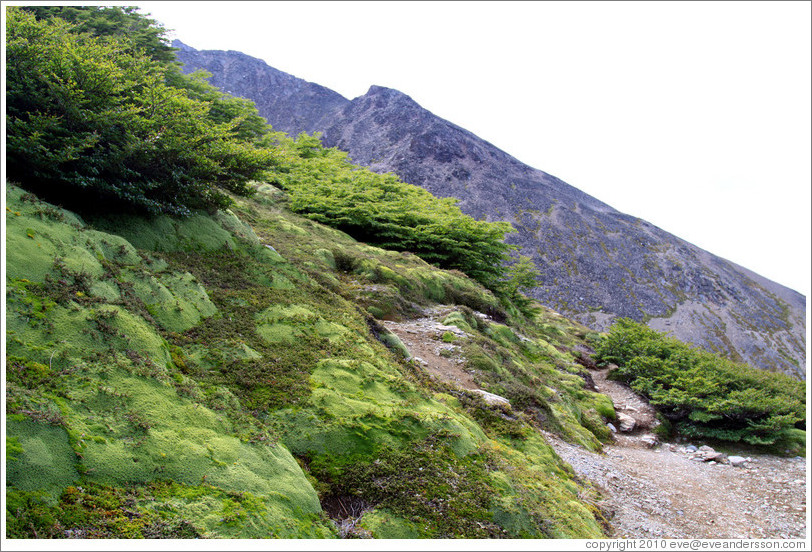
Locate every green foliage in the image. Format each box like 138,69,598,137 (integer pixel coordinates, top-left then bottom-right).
6,8,274,216
267,133,515,289
594,319,806,446
498,255,543,316
20,5,176,62
167,69,272,144
6,185,611,539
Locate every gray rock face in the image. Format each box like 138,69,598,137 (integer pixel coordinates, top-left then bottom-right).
173,40,348,136
176,43,806,378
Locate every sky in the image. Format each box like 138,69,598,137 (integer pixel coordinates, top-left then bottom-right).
12,1,812,296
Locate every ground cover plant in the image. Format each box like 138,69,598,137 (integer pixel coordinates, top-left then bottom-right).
5,6,622,539
6,183,612,538
593,318,805,450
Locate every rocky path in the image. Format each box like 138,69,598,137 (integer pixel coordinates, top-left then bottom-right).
549,366,807,539
383,308,510,406
384,308,807,539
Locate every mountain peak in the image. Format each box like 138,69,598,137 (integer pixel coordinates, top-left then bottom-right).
361,85,420,109
171,39,197,52
365,84,407,97
174,44,348,136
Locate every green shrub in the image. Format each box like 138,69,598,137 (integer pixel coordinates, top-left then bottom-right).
5,8,273,216
594,319,805,446
270,133,515,290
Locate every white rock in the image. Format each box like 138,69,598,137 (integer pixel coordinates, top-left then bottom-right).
470,389,511,406
640,435,659,448
702,451,728,463
728,455,748,467
616,413,636,433
607,423,618,433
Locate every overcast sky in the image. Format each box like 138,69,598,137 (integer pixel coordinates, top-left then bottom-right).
58,2,812,295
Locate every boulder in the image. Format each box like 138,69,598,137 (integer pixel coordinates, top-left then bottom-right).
607,422,618,433
616,413,636,433
728,455,748,467
640,434,659,448
703,451,727,463
470,389,511,406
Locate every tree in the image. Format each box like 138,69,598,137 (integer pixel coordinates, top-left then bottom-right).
19,5,176,62
6,8,274,216
501,255,541,297
269,133,516,290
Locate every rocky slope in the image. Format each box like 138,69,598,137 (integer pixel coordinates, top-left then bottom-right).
174,41,806,378
171,40,346,137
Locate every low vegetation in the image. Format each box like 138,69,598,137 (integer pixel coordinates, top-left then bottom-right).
5,5,802,541
5,183,610,538
593,319,805,450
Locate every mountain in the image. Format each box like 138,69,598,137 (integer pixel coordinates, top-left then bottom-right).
174,41,806,379
171,40,346,136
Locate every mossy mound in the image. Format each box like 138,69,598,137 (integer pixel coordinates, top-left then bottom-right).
5,185,333,538
6,184,611,539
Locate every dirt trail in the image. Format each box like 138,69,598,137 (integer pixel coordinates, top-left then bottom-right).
549,365,806,539
384,308,808,539
383,309,477,389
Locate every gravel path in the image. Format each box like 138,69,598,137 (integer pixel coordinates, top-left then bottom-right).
385,309,807,539
547,367,807,539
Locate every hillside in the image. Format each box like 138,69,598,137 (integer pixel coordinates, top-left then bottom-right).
6,183,618,538
174,41,806,378
5,11,805,540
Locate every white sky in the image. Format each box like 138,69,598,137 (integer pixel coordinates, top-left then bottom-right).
11,1,812,296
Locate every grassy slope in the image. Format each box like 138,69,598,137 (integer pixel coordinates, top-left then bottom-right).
5,183,614,538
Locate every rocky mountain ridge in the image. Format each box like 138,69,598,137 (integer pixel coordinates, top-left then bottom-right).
174,40,806,378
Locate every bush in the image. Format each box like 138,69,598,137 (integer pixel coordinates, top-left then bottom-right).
5,8,274,216
594,319,805,446
269,133,515,290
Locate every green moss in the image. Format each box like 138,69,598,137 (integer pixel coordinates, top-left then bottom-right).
377,329,410,358
6,419,79,500
358,508,422,538
6,185,613,539
123,271,217,333
487,323,521,346
90,213,241,253
313,248,336,269
442,311,474,333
